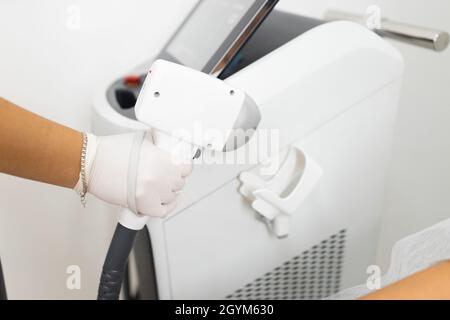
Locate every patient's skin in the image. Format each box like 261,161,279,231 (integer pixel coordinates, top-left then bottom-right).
361,261,450,300
0,97,82,188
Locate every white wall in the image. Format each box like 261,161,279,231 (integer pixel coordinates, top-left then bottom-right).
0,0,449,299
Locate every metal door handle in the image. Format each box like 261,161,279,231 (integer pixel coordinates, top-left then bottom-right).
324,10,449,52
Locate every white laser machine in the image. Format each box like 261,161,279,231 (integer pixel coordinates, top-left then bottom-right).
97,59,261,299
93,7,406,299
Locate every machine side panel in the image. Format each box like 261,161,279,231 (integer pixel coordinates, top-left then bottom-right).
162,80,402,299
159,21,404,217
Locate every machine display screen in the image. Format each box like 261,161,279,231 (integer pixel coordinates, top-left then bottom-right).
159,0,277,76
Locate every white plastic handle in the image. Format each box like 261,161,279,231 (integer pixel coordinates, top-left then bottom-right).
239,146,323,238
253,148,322,215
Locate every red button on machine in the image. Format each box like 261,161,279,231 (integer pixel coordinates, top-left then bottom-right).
123,75,141,87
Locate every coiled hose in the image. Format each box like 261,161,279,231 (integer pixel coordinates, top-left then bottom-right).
97,223,138,300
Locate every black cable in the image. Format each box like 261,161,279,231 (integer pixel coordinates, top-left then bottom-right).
122,263,132,300
0,258,7,300
97,223,138,300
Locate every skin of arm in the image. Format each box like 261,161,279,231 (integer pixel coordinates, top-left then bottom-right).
361,261,450,300
0,97,82,188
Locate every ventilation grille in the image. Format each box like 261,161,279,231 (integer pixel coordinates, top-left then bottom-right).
226,229,347,300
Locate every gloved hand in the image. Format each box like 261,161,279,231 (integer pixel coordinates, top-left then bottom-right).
74,131,192,217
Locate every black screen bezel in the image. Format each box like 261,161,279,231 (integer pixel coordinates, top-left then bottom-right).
157,0,278,75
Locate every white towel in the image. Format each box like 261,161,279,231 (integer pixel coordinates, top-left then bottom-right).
328,218,450,299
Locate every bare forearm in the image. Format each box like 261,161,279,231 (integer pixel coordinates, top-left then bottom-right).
0,97,82,188
361,261,450,300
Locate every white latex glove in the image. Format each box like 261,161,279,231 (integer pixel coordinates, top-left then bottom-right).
74,132,192,217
